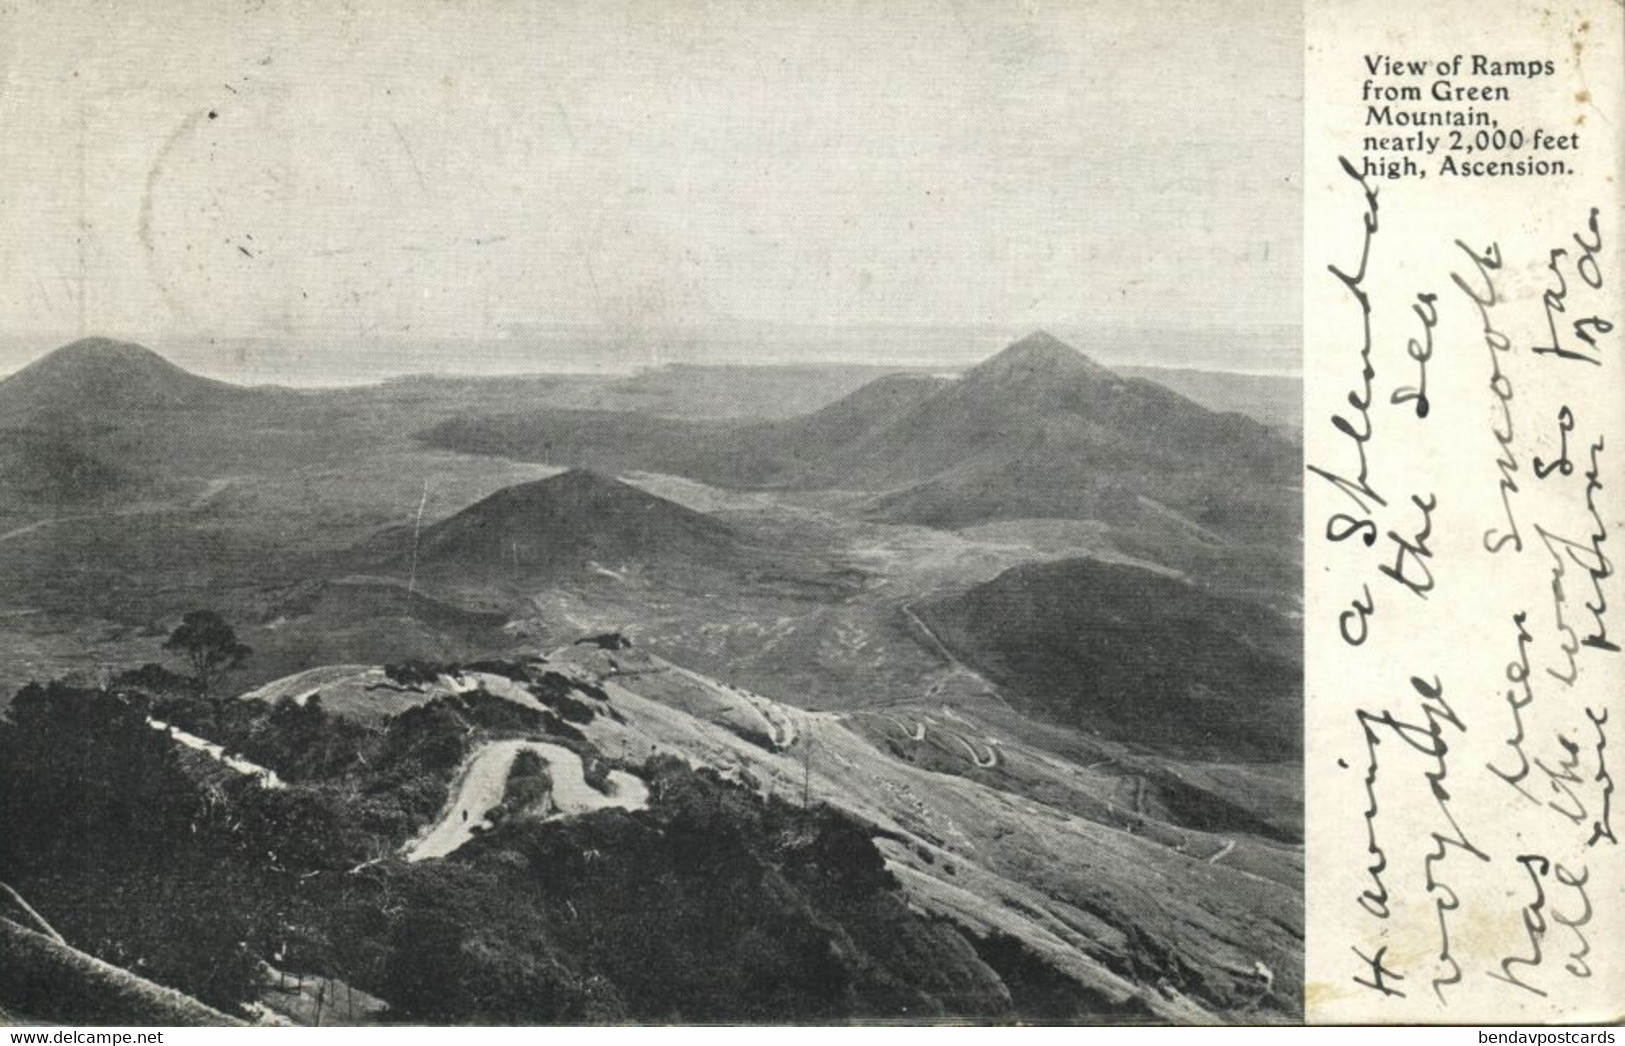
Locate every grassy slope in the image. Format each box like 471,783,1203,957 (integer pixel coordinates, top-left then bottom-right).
919,557,1301,761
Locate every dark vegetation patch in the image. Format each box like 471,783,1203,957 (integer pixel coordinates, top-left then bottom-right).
461,658,536,682
433,759,1008,1022
113,662,199,696
0,671,1109,1023
1144,769,1299,844
381,661,452,689
574,632,631,651
498,748,553,814
968,931,1154,1024
528,672,598,724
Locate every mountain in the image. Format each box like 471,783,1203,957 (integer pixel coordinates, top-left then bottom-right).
962,329,1115,381
729,372,955,481
0,339,263,509
751,331,1123,490
917,557,1301,760
783,331,1298,531
767,371,954,448
402,468,748,586
418,332,1300,538
0,338,252,427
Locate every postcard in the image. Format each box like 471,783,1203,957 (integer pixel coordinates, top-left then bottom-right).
0,0,1616,1027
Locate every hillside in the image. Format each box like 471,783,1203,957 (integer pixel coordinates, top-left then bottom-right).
0,431,129,505
747,371,955,460
1,915,245,1027
2,646,1300,1023
0,333,1301,1023
0,338,253,426
802,332,1298,531
400,468,750,587
1118,365,1302,433
918,557,1301,760
419,332,1300,537
0,338,264,511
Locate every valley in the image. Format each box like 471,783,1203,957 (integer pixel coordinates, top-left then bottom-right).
0,332,1302,1024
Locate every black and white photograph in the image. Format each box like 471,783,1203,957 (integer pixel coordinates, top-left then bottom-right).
0,0,1348,1027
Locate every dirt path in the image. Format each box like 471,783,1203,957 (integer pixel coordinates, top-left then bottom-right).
147,718,284,789
949,732,999,769
737,689,796,749
877,711,926,742
535,742,650,816
670,667,796,749
0,503,182,546
901,600,959,666
901,600,1020,716
0,514,102,545
405,739,648,863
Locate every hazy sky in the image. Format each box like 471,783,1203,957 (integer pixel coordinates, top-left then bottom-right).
0,0,1300,373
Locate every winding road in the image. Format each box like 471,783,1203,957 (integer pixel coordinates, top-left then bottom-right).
949,732,1000,769
404,739,649,863
0,503,180,547
147,718,284,789
900,599,1020,717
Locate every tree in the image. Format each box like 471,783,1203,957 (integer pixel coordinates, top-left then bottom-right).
164,610,251,696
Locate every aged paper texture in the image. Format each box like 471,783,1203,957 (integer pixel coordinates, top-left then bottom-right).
1305,0,1622,1025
